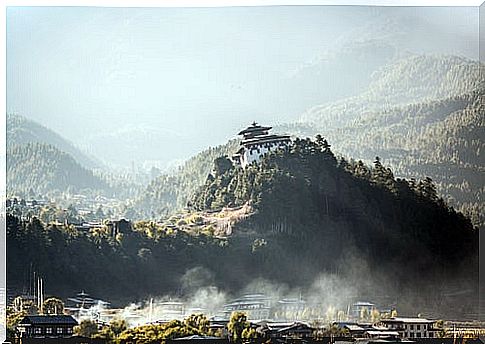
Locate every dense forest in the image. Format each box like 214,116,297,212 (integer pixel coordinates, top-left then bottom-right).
7,138,479,318
7,143,110,197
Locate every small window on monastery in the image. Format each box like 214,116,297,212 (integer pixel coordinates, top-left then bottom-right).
34,327,42,334
57,327,63,334
46,327,52,334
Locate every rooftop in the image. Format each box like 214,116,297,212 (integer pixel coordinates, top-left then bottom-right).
237,122,272,136
346,325,366,331
366,331,400,336
382,317,435,324
173,335,224,340
353,302,376,307
241,134,290,146
19,315,78,325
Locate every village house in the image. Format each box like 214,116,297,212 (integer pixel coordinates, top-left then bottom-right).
157,301,186,321
256,321,314,340
275,298,307,320
332,321,401,340
380,317,438,339
16,315,77,339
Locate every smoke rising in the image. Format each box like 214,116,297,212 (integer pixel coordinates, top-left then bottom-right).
106,257,391,327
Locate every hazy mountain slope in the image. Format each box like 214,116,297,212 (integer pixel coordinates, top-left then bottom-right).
77,34,400,169
299,55,482,128
282,38,398,112
7,143,109,197
7,114,100,169
83,124,198,169
135,140,240,217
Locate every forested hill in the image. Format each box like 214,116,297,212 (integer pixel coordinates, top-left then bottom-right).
7,143,109,197
190,137,479,316
7,114,100,169
7,138,479,317
135,140,239,217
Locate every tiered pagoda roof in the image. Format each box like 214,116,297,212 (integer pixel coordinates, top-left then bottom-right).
238,122,290,146
237,121,272,138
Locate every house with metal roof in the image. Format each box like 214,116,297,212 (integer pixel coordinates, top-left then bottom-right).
16,315,78,339
380,317,438,339
256,321,314,340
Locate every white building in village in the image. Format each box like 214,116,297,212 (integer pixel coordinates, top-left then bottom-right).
232,122,291,168
381,317,438,339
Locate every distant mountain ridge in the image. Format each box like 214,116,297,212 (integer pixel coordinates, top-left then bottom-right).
299,55,482,127
7,143,109,197
7,113,100,169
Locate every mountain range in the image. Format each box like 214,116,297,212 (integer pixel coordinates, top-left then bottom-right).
5,54,484,230
136,54,485,228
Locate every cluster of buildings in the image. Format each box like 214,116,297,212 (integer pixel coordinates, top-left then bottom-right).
66,194,125,219
8,290,485,344
6,196,132,237
6,194,126,222
11,313,485,344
